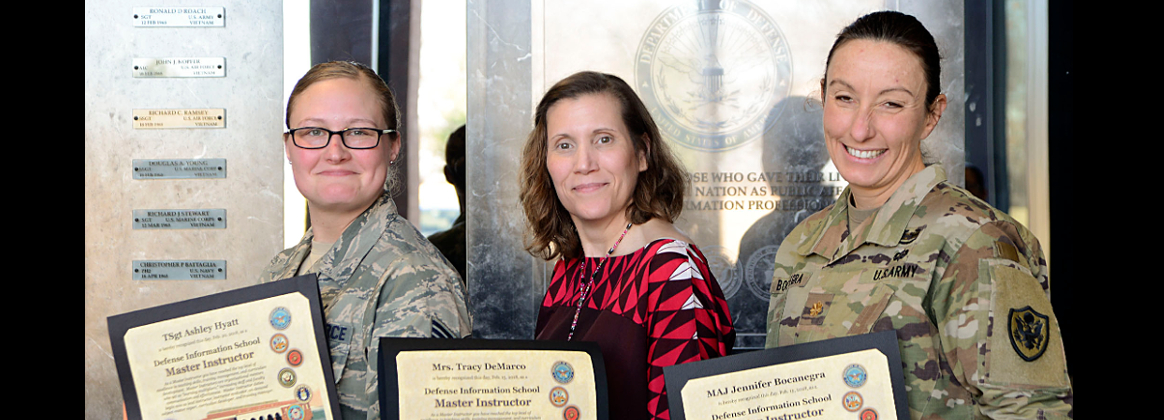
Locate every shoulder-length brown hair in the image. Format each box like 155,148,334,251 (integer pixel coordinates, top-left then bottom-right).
520,71,687,261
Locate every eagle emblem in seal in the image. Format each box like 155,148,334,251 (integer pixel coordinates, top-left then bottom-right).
634,0,792,151
1008,306,1050,361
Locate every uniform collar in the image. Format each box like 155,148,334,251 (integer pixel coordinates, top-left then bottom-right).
285,192,398,281
796,165,946,262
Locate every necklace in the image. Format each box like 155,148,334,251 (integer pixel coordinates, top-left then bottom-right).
567,221,633,341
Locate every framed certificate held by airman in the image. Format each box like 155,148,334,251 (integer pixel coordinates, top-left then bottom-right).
109,274,342,420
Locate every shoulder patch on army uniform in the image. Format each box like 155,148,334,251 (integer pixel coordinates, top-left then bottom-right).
985,261,1069,387
1007,306,1050,361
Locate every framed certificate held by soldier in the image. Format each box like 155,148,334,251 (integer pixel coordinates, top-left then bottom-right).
108,275,343,420
663,330,909,420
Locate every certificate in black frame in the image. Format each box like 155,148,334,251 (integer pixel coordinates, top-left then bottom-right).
378,338,609,420
108,274,342,420
663,330,909,420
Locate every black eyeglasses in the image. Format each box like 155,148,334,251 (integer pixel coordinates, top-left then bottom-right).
285,127,397,149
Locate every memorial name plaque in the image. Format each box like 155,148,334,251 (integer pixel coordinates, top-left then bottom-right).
133,57,225,78
133,209,226,230
133,109,225,129
133,7,225,27
664,331,909,420
380,339,609,420
133,260,227,280
109,275,341,420
133,158,227,179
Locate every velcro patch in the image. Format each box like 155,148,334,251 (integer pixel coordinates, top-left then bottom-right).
985,261,1069,387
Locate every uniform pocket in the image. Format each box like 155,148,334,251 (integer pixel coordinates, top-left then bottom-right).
790,268,894,340
845,283,895,334
323,292,371,384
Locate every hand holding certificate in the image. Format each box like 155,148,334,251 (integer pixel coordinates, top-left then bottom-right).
108,275,342,420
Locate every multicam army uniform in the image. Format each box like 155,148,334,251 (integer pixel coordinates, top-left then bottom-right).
259,193,472,420
765,165,1072,419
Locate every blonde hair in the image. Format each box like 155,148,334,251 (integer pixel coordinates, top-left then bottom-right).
285,61,403,194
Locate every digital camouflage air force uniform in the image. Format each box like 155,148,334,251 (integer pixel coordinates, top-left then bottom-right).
259,193,472,420
765,165,1072,419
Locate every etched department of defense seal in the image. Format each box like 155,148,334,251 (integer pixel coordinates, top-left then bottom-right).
635,0,792,151
551,361,575,384
843,363,867,388
702,245,740,298
744,245,781,301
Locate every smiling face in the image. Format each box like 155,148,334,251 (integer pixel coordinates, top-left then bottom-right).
822,39,946,206
285,76,400,215
545,93,648,228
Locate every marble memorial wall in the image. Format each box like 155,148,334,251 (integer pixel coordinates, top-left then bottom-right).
467,0,965,349
85,1,284,416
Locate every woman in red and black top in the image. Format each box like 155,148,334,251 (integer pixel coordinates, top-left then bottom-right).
520,71,735,420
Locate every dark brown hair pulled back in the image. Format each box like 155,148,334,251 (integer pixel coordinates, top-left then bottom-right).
824,10,942,108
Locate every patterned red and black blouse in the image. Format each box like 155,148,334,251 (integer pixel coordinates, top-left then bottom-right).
535,239,735,420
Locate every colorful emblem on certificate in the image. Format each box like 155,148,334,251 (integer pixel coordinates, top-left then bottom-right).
550,386,569,407
296,385,313,402
288,349,304,366
844,363,868,388
552,360,575,384
271,333,289,352
843,391,864,411
270,306,292,330
563,405,580,420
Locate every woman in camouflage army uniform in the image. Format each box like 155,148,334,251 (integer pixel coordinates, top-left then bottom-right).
259,61,472,420
764,11,1072,419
